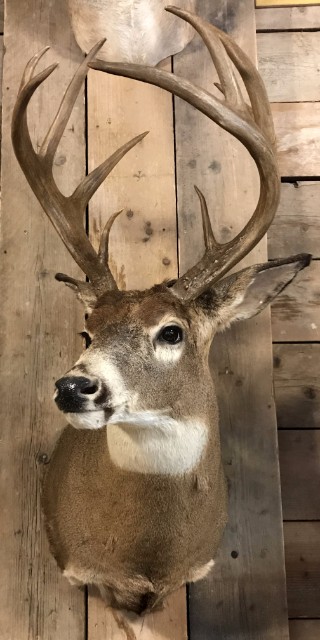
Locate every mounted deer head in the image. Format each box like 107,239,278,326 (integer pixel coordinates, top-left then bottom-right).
68,0,196,65
12,7,310,614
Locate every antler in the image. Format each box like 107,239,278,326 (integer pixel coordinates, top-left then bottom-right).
12,42,148,295
89,6,280,300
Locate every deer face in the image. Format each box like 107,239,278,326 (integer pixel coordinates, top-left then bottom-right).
54,254,310,432
54,286,208,430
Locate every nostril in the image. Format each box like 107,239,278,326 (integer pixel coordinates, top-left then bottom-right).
80,383,98,395
55,376,99,398
54,375,100,413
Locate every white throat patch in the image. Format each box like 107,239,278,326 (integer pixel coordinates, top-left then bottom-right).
107,411,208,476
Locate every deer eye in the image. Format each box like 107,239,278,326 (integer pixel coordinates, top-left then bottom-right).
158,325,183,345
80,331,92,348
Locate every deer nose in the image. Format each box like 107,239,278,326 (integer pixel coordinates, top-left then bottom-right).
54,376,100,413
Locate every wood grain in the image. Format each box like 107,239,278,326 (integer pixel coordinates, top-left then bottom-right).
284,522,320,619
0,0,86,638
0,35,3,95
272,102,320,177
88,587,187,640
175,1,289,637
273,344,320,430
256,5,320,29
257,33,320,102
87,61,177,290
0,35,3,166
0,0,3,34
87,53,186,640
256,0,320,7
279,430,320,520
289,620,320,640
268,182,320,259
271,259,320,342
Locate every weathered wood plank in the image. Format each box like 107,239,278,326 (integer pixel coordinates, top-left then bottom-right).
0,35,3,168
175,1,289,637
272,102,320,177
256,5,320,30
279,430,320,520
0,0,3,34
257,33,320,102
268,182,320,259
88,587,187,640
0,35,3,95
256,0,320,7
271,259,320,342
0,1,86,638
289,620,320,640
87,62,177,290
284,522,320,619
87,56,186,639
273,344,320,430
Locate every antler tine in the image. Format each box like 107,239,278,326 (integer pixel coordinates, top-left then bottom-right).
89,6,280,300
194,186,219,251
213,27,276,145
12,46,148,294
20,47,51,91
183,12,246,114
98,210,124,266
72,132,148,210
40,39,106,163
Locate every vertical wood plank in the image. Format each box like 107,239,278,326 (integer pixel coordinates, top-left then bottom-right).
0,35,3,167
0,0,3,34
174,1,289,637
0,1,85,638
86,62,187,638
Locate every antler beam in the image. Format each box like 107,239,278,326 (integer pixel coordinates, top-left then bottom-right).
89,6,280,300
12,43,148,294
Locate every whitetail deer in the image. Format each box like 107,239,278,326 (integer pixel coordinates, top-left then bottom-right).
12,7,310,614
68,0,196,64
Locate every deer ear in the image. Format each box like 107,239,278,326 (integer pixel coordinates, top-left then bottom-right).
196,254,311,331
55,273,97,314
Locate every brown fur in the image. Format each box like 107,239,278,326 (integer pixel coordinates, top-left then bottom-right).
43,255,310,613
43,415,227,613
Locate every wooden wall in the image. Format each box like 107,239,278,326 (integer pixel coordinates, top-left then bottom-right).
0,1,318,638
257,4,320,637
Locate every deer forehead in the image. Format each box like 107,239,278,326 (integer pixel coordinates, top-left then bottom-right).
86,287,192,336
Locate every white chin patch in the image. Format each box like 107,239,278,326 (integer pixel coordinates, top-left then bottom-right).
66,410,107,430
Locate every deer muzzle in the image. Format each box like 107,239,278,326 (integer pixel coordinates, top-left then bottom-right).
54,366,115,418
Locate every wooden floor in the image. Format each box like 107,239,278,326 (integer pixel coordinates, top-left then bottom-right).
0,1,319,638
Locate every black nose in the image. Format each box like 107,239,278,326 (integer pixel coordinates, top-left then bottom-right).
55,376,99,413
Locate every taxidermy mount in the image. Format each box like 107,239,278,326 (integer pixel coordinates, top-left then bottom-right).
12,7,310,613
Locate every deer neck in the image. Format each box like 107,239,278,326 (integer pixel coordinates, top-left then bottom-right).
106,410,209,476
